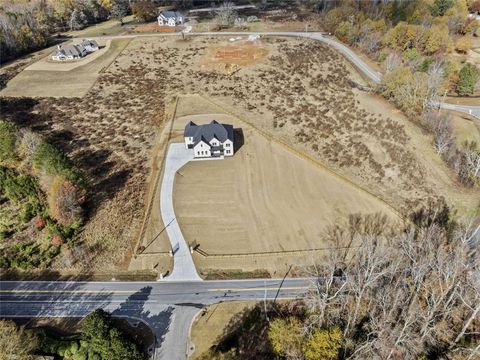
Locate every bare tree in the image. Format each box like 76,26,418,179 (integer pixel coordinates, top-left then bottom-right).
214,1,237,27
464,142,480,180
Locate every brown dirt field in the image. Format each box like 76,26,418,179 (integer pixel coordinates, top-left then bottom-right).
189,301,256,359
173,113,399,254
203,41,269,67
0,39,130,98
134,22,179,33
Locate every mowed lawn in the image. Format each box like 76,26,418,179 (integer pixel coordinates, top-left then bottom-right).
173,114,399,255
1,39,131,98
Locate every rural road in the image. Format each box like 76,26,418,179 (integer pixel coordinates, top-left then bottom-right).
65,30,480,118
0,278,310,359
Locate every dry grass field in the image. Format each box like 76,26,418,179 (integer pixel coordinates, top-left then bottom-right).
131,35,476,216
189,301,256,360
173,114,398,256
1,39,130,98
450,112,480,145
2,34,478,274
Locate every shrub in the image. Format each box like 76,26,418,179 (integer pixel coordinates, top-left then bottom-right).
47,176,86,228
455,36,472,53
33,143,84,185
268,317,303,359
457,63,479,95
0,120,18,163
0,168,44,216
403,47,420,61
51,234,64,247
34,216,46,230
431,0,455,16
302,327,343,360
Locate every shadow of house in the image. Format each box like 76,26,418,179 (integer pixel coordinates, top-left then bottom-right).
233,128,244,153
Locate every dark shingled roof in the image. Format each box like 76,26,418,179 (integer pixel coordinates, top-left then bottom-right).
160,11,183,18
184,120,234,145
80,39,98,48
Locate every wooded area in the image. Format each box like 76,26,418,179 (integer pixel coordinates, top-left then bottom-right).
202,210,480,360
314,0,480,186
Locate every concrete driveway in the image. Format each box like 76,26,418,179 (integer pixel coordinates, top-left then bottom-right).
160,143,201,281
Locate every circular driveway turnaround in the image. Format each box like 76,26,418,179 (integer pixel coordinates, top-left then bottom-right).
160,143,201,281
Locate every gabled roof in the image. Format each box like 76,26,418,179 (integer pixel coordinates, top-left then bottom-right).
159,11,183,19
184,120,234,146
53,44,85,57
80,39,98,48
184,121,197,137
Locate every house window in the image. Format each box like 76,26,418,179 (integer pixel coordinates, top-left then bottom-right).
225,143,230,147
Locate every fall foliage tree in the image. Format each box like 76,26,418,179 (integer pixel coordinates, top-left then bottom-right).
455,35,473,53
47,176,86,227
302,327,342,360
0,320,38,360
268,317,304,359
132,1,157,22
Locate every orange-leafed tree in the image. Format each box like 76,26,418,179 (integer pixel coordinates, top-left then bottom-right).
48,176,86,227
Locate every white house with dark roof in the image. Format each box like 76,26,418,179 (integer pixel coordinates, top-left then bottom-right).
158,11,184,26
51,39,98,61
184,120,234,158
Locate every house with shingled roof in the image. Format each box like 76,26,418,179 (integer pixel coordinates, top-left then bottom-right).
184,120,234,158
158,11,184,26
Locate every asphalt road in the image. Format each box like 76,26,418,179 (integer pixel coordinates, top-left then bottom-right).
0,278,311,359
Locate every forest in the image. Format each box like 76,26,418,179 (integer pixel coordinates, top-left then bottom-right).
201,209,480,360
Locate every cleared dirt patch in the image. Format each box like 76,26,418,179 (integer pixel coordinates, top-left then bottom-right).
134,22,179,33
204,41,269,67
1,39,130,98
173,114,398,257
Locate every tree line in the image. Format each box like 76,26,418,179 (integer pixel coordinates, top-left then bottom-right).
311,0,480,186
0,0,201,63
0,120,86,269
202,209,480,360
0,309,144,360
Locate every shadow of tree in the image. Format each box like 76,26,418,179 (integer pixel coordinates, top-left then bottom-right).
111,286,174,351
0,97,132,214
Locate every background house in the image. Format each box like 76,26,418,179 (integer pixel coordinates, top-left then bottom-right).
51,44,87,61
184,120,234,158
158,11,184,26
51,39,98,61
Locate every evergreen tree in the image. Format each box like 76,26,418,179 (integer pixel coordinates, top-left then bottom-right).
457,63,479,95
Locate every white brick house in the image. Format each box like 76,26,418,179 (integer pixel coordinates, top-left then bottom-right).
184,120,234,158
158,11,184,26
